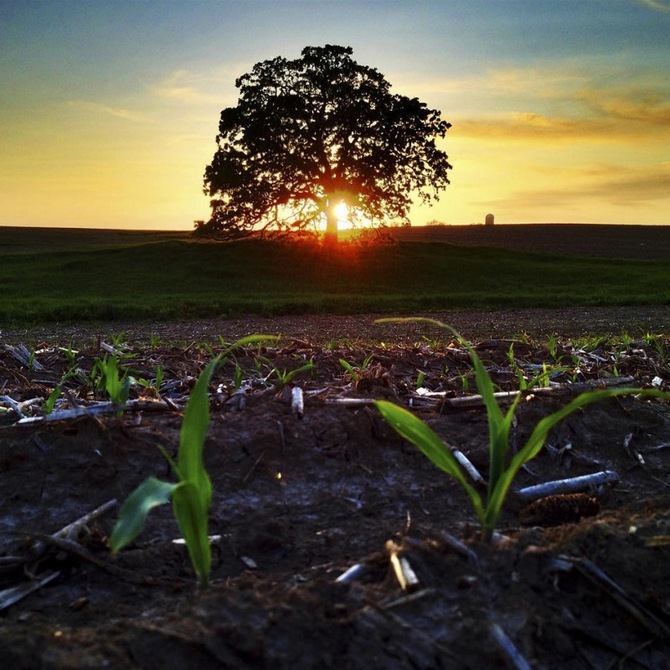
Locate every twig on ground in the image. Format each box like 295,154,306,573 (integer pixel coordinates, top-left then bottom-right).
0,571,60,611
439,531,480,568
19,499,118,567
489,622,532,670
363,595,460,662
558,555,670,638
414,376,639,411
291,386,304,418
3,344,45,370
14,399,175,426
517,470,619,502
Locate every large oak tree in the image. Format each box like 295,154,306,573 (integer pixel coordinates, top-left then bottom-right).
198,45,452,244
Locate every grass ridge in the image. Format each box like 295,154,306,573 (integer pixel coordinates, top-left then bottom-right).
1,237,668,325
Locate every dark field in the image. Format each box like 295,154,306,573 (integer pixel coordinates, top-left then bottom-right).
1,322,670,669
3,222,668,259
389,222,670,260
1,224,670,669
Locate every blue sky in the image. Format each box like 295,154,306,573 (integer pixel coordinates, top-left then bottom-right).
1,0,669,230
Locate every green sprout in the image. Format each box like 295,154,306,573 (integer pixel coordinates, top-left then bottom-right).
507,343,565,390
258,355,315,387
546,334,560,362
375,318,669,542
231,358,245,390
44,386,61,415
109,335,277,588
416,370,425,389
339,358,360,382
91,355,134,404
339,352,375,383
136,365,165,396
109,331,127,348
64,343,77,370
43,369,78,415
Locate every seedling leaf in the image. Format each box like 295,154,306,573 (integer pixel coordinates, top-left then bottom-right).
172,481,211,587
375,400,484,521
376,317,670,542
170,356,219,587
111,335,280,588
109,477,179,553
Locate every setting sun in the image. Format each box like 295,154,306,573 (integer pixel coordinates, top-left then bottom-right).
334,202,351,230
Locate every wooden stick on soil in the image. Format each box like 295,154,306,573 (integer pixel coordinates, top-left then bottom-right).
0,500,120,610
0,571,60,611
516,470,619,502
559,555,670,638
489,622,532,670
27,499,118,562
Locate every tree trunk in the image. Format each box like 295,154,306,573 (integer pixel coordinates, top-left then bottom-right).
324,208,339,247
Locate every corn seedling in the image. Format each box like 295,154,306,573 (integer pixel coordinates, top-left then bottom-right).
109,331,127,348
217,351,246,391
339,358,361,382
63,343,77,370
136,365,164,396
644,333,669,367
200,342,215,357
258,355,315,387
109,335,277,588
43,369,78,415
44,386,61,415
375,318,670,542
91,355,134,404
508,344,565,390
546,334,560,362
231,358,245,390
339,353,375,383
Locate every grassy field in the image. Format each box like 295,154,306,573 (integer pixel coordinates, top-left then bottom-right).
1,226,669,326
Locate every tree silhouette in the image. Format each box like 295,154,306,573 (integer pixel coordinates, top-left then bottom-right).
198,45,452,244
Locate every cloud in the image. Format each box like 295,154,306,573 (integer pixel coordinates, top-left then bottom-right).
484,163,670,213
67,100,151,123
150,68,238,106
638,0,670,12
576,89,670,125
394,65,588,101
578,163,670,205
454,77,670,143
455,113,637,142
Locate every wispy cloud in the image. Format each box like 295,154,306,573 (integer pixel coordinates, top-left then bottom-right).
578,163,670,205
394,65,589,101
576,89,670,125
638,0,670,13
150,68,238,106
456,113,636,142
454,74,670,142
484,162,670,213
67,100,151,123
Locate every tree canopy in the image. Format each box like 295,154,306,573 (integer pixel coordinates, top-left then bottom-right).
197,45,452,243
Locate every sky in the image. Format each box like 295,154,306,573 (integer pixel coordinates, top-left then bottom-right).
1,0,669,231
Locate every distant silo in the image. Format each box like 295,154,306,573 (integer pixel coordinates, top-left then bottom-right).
485,213,494,226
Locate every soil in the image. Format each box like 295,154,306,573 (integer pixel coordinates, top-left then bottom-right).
1,313,670,669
